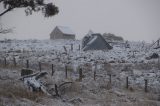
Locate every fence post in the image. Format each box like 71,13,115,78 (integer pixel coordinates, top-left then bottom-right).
79,68,83,81
65,65,68,79
158,57,160,70
79,45,80,51
63,46,67,52
4,57,7,67
126,77,129,89
13,57,16,67
109,74,112,84
71,44,73,51
26,60,29,68
39,62,41,72
157,39,159,47
94,62,98,81
94,71,96,81
145,79,148,92
51,64,54,76
55,84,59,96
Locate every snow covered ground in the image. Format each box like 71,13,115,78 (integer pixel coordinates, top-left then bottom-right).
0,39,160,106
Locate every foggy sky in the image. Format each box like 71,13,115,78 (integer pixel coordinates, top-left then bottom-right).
0,0,160,42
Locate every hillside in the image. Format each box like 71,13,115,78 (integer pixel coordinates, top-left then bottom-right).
0,39,160,106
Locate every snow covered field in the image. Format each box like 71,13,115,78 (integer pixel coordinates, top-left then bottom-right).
0,39,160,106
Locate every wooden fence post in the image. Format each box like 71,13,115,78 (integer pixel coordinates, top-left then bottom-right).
79,68,83,81
94,71,96,81
126,77,129,89
26,60,29,68
79,45,80,51
94,62,97,81
51,64,54,76
157,39,159,47
39,62,41,72
109,74,112,84
158,57,160,70
65,65,68,79
55,84,59,96
13,57,16,67
63,46,67,52
71,44,73,51
145,79,148,92
4,57,7,67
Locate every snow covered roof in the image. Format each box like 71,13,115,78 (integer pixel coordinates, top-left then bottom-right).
57,26,75,35
82,33,113,51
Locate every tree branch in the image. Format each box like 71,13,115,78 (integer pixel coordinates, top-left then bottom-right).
0,0,3,3
0,0,58,17
0,7,14,17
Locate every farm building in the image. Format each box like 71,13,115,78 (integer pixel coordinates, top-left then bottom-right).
82,33,113,51
50,26,76,40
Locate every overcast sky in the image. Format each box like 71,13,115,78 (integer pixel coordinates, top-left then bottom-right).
0,0,160,42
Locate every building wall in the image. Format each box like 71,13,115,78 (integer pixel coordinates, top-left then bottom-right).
62,34,75,40
50,27,63,40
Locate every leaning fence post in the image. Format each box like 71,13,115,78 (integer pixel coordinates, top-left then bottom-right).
79,68,83,81
51,64,54,76
63,46,67,52
13,57,16,67
4,57,7,67
65,65,68,79
145,79,148,92
26,60,29,68
126,77,129,89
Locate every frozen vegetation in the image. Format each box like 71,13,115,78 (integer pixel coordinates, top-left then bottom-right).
0,39,160,106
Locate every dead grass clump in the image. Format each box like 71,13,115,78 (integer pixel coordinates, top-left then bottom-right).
59,82,82,96
0,80,45,101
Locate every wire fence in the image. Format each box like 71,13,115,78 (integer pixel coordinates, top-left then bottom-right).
0,56,160,94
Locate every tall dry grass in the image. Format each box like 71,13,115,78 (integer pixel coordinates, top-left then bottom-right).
0,80,45,101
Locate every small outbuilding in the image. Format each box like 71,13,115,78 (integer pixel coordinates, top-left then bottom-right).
50,26,76,40
82,33,113,51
